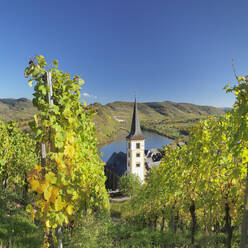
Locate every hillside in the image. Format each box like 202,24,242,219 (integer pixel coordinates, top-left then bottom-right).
0,98,37,121
0,98,227,145
103,100,224,120
92,101,226,144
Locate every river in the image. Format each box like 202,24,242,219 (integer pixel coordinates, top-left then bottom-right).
99,130,173,162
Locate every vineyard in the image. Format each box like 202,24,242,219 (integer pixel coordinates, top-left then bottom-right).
1,56,248,247
117,75,248,248
0,56,109,248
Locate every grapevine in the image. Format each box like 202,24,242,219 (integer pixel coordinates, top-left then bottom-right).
25,56,109,247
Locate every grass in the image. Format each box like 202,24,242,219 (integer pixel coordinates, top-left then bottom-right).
110,197,130,223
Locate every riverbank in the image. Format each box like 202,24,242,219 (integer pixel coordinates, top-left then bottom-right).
97,130,127,150
141,126,176,141
99,130,173,162
97,119,193,152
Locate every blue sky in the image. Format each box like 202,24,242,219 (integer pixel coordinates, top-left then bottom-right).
1,0,248,107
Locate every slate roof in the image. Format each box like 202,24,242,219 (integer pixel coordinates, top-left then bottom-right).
145,157,161,170
126,98,145,140
106,152,127,177
145,149,162,169
106,149,164,177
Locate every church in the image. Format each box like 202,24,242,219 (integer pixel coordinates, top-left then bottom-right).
126,98,146,182
104,99,162,190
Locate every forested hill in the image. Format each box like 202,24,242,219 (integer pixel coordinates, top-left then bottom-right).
0,98,227,144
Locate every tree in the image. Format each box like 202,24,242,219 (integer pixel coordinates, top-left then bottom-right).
118,173,141,196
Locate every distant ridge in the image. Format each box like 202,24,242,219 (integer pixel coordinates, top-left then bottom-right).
0,98,228,144
91,100,227,144
95,100,226,121
0,98,37,121
0,97,226,122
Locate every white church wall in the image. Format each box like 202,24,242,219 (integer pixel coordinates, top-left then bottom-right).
128,139,145,182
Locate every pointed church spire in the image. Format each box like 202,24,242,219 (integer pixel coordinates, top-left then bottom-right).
126,98,145,140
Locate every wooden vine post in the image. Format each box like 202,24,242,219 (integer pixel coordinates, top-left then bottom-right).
44,71,63,248
41,71,53,168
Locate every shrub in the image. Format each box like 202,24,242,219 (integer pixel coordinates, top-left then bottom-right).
118,174,142,196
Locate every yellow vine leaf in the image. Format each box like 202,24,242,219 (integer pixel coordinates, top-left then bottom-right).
37,180,49,194
55,154,67,171
44,201,50,213
67,132,74,144
33,164,42,173
50,187,59,203
28,165,41,179
64,144,75,157
66,204,73,215
45,172,57,184
64,216,69,224
72,191,79,200
63,108,71,119
54,195,66,211
28,79,33,87
238,76,245,82
44,186,53,201
54,153,61,163
242,148,248,164
30,211,35,222
45,220,50,228
30,178,40,192
58,162,67,172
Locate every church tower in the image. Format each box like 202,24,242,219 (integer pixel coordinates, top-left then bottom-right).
126,98,146,183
